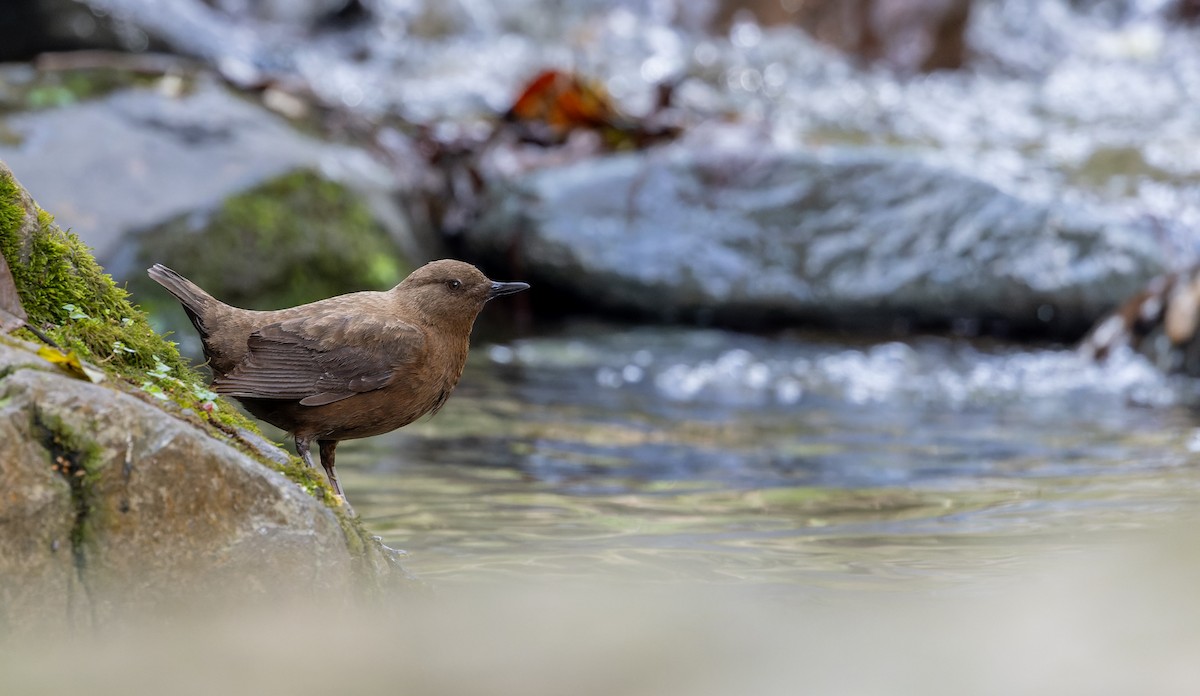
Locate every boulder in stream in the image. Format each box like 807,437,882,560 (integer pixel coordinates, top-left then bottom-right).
463,140,1165,337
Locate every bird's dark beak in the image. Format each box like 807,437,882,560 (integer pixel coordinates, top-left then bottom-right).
487,281,530,300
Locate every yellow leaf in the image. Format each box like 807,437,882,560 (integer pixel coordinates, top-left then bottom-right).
37,346,105,383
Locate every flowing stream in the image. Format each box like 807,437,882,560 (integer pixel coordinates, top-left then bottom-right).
338,323,1200,589
72,0,1200,590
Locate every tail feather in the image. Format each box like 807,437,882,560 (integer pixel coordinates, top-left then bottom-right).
146,264,216,339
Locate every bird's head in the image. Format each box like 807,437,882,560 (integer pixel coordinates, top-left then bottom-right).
397,259,529,330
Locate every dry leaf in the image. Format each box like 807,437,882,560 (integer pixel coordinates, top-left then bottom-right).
508,69,622,135
505,69,681,149
37,345,105,383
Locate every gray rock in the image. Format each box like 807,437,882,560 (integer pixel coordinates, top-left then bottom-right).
209,0,356,26
465,144,1165,335
0,0,134,61
0,78,417,282
0,337,404,632
81,0,279,85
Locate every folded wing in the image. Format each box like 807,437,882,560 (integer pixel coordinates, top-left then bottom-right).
213,313,425,406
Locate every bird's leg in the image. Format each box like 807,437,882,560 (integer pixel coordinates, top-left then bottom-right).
318,439,344,498
295,437,316,468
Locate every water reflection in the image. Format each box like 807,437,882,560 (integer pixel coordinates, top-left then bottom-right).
342,323,1200,586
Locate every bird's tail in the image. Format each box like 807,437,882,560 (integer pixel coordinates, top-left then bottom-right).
146,264,219,339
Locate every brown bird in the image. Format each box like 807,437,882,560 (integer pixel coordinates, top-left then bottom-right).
148,259,529,500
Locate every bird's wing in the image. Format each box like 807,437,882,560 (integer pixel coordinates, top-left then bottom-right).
212,313,425,406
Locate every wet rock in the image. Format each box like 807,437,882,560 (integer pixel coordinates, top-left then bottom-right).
0,76,419,287
463,140,1164,337
0,338,396,630
712,0,971,71
0,0,136,62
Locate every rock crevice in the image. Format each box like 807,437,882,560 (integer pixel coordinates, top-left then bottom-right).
34,408,99,624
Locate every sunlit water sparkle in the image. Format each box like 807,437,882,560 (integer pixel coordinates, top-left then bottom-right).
341,324,1200,588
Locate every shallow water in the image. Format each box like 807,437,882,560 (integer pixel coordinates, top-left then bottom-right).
340,323,1200,589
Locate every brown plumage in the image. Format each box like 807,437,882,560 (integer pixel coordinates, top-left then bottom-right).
148,259,529,499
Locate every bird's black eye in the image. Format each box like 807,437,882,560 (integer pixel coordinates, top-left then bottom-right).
447,279,461,290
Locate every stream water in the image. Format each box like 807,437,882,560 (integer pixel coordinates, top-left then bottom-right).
7,1,1200,688
72,0,1200,591
339,323,1200,589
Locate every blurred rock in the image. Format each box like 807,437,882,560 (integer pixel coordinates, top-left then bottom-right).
713,0,971,71
206,0,360,27
127,169,412,357
76,0,367,86
1169,0,1200,22
75,0,276,86
0,0,135,62
463,139,1164,337
0,76,423,290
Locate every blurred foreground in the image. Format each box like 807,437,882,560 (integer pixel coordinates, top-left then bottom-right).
3,520,1199,694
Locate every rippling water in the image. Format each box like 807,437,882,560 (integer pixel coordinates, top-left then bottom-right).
84,0,1200,591
340,323,1200,588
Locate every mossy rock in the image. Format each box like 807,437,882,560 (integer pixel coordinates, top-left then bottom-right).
0,158,409,621
131,169,408,331
0,64,172,119
0,159,201,390
0,158,350,494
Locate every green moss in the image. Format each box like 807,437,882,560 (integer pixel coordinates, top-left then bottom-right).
0,66,174,117
0,164,355,506
133,169,407,316
0,177,223,406
338,513,368,557
0,165,266,438
0,175,24,245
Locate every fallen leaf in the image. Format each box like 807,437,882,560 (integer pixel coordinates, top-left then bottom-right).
507,69,621,136
0,253,27,333
504,69,682,149
37,345,106,383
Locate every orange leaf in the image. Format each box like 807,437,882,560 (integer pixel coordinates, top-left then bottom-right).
508,69,621,134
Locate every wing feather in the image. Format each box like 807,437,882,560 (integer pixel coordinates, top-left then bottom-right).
213,313,424,405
